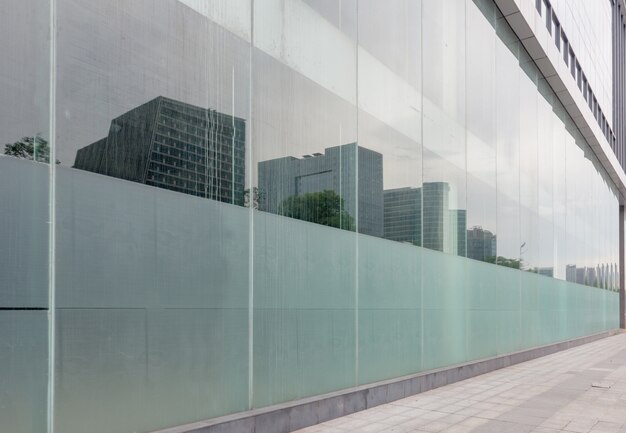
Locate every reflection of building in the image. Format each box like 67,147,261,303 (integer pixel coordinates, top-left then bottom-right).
74,96,246,205
536,267,554,278
451,209,467,257
567,265,608,286
422,182,449,252
258,143,384,237
383,187,421,246
421,182,467,255
467,226,497,262
566,264,577,283
384,182,467,254
576,267,586,285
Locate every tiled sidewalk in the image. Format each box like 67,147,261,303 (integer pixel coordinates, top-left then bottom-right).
295,333,626,433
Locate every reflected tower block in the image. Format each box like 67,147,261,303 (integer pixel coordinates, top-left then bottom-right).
467,226,497,262
258,143,384,237
74,96,246,205
383,187,422,246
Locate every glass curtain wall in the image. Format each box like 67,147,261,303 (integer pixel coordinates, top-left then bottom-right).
0,0,51,432
251,0,358,406
0,0,620,432
53,1,252,432
356,0,423,383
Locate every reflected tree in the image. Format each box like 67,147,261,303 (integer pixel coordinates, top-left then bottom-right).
485,256,522,269
244,187,265,209
3,136,60,164
278,190,355,231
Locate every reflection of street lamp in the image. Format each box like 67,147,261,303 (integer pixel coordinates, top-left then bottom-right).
520,242,526,269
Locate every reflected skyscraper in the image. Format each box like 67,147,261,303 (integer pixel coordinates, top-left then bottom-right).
422,182,449,252
74,96,246,205
566,264,577,283
451,209,467,257
383,182,467,254
383,187,421,246
467,226,497,262
421,182,467,254
258,143,384,236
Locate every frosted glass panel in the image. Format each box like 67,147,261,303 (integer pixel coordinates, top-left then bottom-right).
0,311,48,433
54,168,250,433
254,308,356,407
54,308,248,433
0,158,49,308
56,167,249,309
251,0,358,410
0,152,620,433
0,0,51,429
422,248,467,370
358,236,422,384
253,212,357,407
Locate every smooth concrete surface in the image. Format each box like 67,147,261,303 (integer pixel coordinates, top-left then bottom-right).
149,330,619,433
296,332,626,433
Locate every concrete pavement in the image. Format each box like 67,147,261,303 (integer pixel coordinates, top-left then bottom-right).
294,333,626,433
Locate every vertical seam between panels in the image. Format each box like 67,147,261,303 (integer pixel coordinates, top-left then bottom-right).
518,47,523,347
420,0,424,371
464,0,469,361
47,0,57,430
354,0,360,386
494,19,498,268
248,0,255,410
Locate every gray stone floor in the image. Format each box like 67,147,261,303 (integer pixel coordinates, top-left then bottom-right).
294,333,626,433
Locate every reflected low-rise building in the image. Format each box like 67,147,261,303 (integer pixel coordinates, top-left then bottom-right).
74,96,246,205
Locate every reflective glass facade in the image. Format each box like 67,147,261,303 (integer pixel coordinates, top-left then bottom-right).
0,0,621,432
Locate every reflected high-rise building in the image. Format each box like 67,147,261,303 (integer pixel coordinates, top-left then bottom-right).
383,182,467,254
258,143,384,237
74,96,246,205
422,182,449,252
566,266,607,286
451,209,467,257
576,267,586,285
421,182,467,254
383,187,422,246
466,226,497,262
566,264,577,283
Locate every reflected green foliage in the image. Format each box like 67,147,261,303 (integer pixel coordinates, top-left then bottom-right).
4,136,60,164
244,187,265,209
278,190,355,231
485,256,521,269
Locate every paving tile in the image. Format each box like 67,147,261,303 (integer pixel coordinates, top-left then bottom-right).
419,420,454,432
468,419,534,433
476,409,502,419
379,415,412,426
564,418,599,432
590,421,623,433
294,335,626,433
530,428,561,433
444,425,479,433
